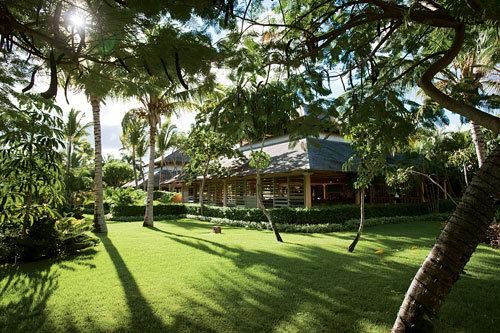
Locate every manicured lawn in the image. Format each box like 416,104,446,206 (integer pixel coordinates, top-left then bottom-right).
1,218,499,332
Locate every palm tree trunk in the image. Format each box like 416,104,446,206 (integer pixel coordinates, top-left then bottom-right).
143,121,156,227
348,186,365,252
470,120,487,168
159,153,164,191
66,137,72,174
256,167,283,242
132,146,138,189
90,95,108,233
392,145,500,332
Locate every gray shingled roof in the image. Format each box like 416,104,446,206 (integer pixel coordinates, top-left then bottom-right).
222,137,357,177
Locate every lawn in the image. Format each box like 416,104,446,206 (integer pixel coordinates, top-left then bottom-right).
1,218,499,332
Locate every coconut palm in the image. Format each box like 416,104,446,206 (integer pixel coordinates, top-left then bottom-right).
156,120,177,190
121,111,148,189
63,108,91,174
131,89,199,228
135,133,148,191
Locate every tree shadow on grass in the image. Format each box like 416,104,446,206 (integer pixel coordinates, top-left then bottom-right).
146,222,500,332
97,234,212,332
0,262,59,332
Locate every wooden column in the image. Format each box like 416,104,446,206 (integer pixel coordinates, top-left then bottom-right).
355,189,361,205
223,180,227,207
305,173,312,208
443,179,447,200
323,184,326,200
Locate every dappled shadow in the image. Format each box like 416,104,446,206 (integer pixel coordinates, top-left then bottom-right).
147,220,499,331
97,234,170,331
0,262,59,332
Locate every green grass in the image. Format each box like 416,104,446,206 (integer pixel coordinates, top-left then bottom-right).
1,219,499,332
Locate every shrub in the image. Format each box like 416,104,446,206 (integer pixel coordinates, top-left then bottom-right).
0,216,99,263
111,203,186,217
104,187,146,209
102,161,134,187
156,191,178,203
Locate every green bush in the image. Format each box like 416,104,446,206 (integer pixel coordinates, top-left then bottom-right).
0,217,99,263
155,191,178,203
112,203,187,217
104,188,146,209
109,200,455,225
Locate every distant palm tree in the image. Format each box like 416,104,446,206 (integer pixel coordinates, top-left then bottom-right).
156,119,177,190
121,110,148,189
132,90,198,228
63,108,91,174
135,133,148,191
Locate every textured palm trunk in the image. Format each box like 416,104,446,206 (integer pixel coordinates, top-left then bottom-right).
348,186,365,252
392,145,500,332
159,153,164,191
66,137,72,174
470,120,487,168
256,168,283,242
132,146,138,189
90,96,108,233
143,121,156,228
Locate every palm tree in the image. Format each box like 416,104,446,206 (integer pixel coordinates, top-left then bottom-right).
63,108,91,174
121,111,148,188
135,133,148,191
156,120,177,190
132,90,198,228
436,28,500,168
89,95,108,233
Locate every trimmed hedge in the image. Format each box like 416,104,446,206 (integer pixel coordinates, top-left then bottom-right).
186,212,451,233
110,199,457,224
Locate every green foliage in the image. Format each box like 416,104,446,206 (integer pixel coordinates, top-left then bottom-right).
110,200,455,224
191,212,451,233
183,121,243,183
0,94,65,234
154,191,178,203
102,161,134,187
104,188,146,209
0,216,99,263
111,203,186,217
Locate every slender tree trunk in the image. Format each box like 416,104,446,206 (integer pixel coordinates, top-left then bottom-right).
392,145,500,332
470,120,487,168
132,146,138,189
66,137,72,174
140,161,146,191
90,96,107,233
159,153,164,191
256,168,283,242
200,175,206,216
348,186,365,252
143,120,156,227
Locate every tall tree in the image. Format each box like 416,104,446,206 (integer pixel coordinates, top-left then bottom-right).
63,108,91,174
156,120,177,191
121,110,148,189
222,1,500,329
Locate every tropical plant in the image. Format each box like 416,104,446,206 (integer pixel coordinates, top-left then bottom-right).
0,94,65,238
121,110,148,189
102,161,134,188
62,108,91,174
156,119,177,190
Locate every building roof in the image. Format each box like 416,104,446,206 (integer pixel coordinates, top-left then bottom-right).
220,135,358,178
147,149,190,167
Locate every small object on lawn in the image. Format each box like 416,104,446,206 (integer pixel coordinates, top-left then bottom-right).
213,226,221,234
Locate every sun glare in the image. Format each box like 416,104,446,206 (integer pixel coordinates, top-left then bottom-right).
69,14,85,28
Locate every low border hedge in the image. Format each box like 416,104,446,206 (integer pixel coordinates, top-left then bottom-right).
110,199,456,225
